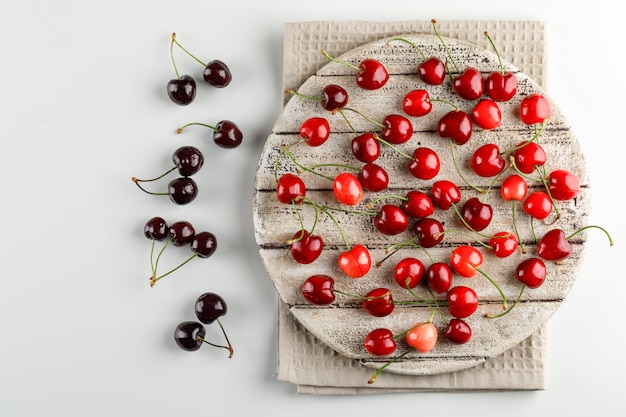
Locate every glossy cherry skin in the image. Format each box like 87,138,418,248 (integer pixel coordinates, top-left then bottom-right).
431,180,461,210
548,169,580,201
470,143,506,177
446,285,479,318
301,275,336,305
381,114,413,144
321,84,348,111
523,191,553,220
437,110,473,145
394,257,425,289
333,172,364,205
359,163,389,192
486,71,517,102
460,197,493,231
418,57,446,85
174,321,205,351
406,322,438,353
513,141,547,174
169,220,195,246
516,257,547,288
356,59,389,90
362,287,394,317
408,147,440,180
444,318,472,344
426,262,453,294
537,229,572,262
351,132,380,163
489,231,518,258
299,117,330,147
289,230,324,264
520,93,551,125
452,67,484,100
213,120,243,149
402,89,432,117
374,204,409,236
364,328,396,356
471,99,502,130
338,244,371,278
167,75,196,105
195,292,227,324
500,174,528,201
190,231,217,258
144,216,168,241
173,146,204,176
168,177,198,205
203,60,232,87
401,190,434,219
450,245,483,278
276,173,305,204
413,217,444,248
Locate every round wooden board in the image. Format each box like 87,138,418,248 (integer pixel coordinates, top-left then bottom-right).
253,34,589,376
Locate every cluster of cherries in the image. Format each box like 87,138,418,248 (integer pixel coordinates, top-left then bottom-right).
277,20,612,383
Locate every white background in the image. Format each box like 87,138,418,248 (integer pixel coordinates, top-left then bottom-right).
1,0,623,415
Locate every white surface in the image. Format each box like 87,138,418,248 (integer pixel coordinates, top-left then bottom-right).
0,1,623,416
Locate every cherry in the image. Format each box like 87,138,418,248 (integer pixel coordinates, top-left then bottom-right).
171,33,233,88
500,174,528,201
288,229,324,264
359,163,389,192
513,141,547,174
190,231,217,258
167,177,198,205
172,146,204,177
174,321,206,351
484,31,517,102
380,114,413,144
426,262,453,294
522,191,553,220
387,37,445,85
394,257,425,289
169,220,196,246
333,172,364,206
519,93,551,125
437,110,473,145
444,318,472,344
195,292,227,324
548,169,580,201
515,257,547,288
489,231,518,258
406,322,438,353
322,50,389,90
446,285,479,318
364,328,397,356
144,216,169,241
471,99,502,130
301,274,336,305
362,287,394,317
470,143,506,177
299,117,331,147
450,245,484,278
431,180,461,210
276,173,306,204
167,34,196,105
460,197,493,232
321,84,349,111
338,244,371,278
177,120,243,149
401,190,435,219
374,204,409,236
408,147,440,180
452,67,485,101
538,226,613,262
351,132,381,163
413,217,444,248
402,89,433,117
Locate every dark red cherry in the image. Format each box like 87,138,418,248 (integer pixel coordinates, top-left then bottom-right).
408,147,440,180
301,275,336,305
426,262,453,294
168,177,198,205
174,321,205,351
212,120,243,149
351,132,381,163
401,190,434,219
276,173,306,204
431,180,461,210
321,84,349,111
172,146,204,177
374,204,409,236
364,328,397,356
460,197,493,231
444,318,472,344
381,114,413,144
289,230,324,264
446,285,479,318
144,216,168,241
167,75,196,105
362,287,394,317
413,217,444,248
203,59,232,87
394,257,425,289
358,163,389,192
418,57,446,85
470,143,506,177
513,141,547,174
489,231,518,258
516,257,547,288
548,169,580,201
300,117,330,147
190,231,217,258
195,292,228,324
437,110,473,145
452,67,484,100
537,229,572,262
169,220,196,246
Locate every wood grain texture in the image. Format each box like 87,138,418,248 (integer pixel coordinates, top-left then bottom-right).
254,33,588,376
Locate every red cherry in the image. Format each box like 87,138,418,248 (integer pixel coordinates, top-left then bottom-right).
418,57,446,85
523,191,553,220
471,99,502,130
460,197,493,232
401,190,434,218
537,229,572,262
450,245,483,278
486,71,518,102
500,174,528,201
444,318,472,344
446,285,479,318
338,244,372,278
431,180,461,210
402,89,432,117
452,67,484,100
276,173,305,204
519,93,551,125
364,328,397,356
548,169,580,201
321,84,349,111
407,147,440,180
513,141,547,174
406,322,438,353
394,257,425,289
333,172,364,205
381,114,413,144
470,143,506,177
289,230,324,264
359,163,389,192
362,287,394,317
489,231,518,258
301,274,336,305
426,262,453,294
374,204,409,236
351,132,381,163
356,59,389,90
299,117,330,147
516,258,547,288
437,110,473,145
413,217,444,248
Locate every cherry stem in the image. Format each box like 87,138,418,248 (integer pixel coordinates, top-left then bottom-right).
335,109,358,133
511,202,527,254
284,88,323,102
377,237,434,266
434,228,496,250
132,166,177,184
172,36,207,67
475,267,508,310
170,33,181,79
282,145,334,181
367,193,407,209
387,37,426,60
216,318,234,358
368,349,411,384
177,122,217,134
535,165,561,222
431,19,459,73
131,177,170,197
450,203,499,240
484,31,504,75
150,250,199,287
501,121,546,155
317,204,351,249
450,141,485,194
567,225,614,246
321,49,360,71
336,107,385,130
486,284,525,319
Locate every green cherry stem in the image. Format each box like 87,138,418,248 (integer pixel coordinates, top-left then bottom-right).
170,33,181,79
486,284,525,318
321,49,360,71
171,35,207,67
387,37,427,60
431,19,459,73
484,31,504,75
368,349,411,384
511,201,526,254
450,141,485,193
567,225,614,246
476,267,508,310
177,122,218,134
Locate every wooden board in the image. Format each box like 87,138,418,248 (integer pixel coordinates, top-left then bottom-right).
253,33,589,376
